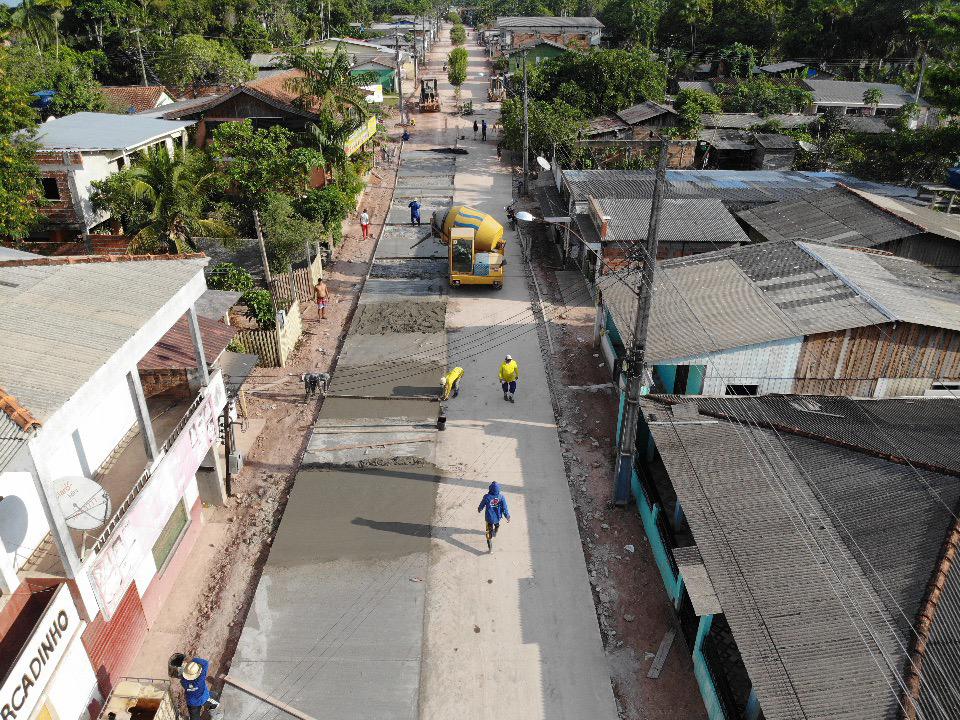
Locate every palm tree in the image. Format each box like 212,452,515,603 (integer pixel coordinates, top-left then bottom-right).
283,46,372,119
305,111,364,170
10,0,57,52
126,146,234,254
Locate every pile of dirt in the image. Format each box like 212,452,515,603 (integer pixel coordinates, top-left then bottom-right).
352,300,446,334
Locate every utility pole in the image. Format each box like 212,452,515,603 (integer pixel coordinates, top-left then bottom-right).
914,53,927,103
131,29,148,86
396,33,405,125
522,49,529,195
253,208,273,285
613,138,669,506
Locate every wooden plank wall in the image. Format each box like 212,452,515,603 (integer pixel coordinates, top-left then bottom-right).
794,323,960,396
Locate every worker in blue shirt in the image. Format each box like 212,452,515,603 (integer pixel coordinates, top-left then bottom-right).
478,481,510,552
408,198,422,225
180,657,220,719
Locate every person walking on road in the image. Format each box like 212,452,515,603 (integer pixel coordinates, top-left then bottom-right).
473,119,478,140
499,354,519,402
180,657,220,720
314,278,328,320
481,119,487,141
478,481,510,552
360,208,370,240
409,198,422,225
440,366,464,400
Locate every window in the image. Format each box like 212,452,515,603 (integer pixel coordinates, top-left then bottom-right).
152,501,189,570
725,384,758,396
41,178,61,201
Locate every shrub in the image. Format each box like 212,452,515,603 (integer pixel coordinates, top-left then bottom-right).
447,10,461,23
448,47,468,88
208,262,255,292
451,24,466,46
241,288,276,329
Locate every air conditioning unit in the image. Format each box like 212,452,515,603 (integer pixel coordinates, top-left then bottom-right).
228,452,244,474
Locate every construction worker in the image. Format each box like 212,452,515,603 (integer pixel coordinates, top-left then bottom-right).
477,481,510,552
180,657,219,720
440,366,464,400
408,198,422,225
499,354,519,402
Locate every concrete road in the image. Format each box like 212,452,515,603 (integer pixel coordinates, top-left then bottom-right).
415,29,620,720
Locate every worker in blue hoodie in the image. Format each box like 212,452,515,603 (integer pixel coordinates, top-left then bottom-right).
478,481,510,552
180,657,220,719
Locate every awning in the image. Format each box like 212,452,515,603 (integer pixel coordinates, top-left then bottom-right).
218,351,259,395
673,546,722,616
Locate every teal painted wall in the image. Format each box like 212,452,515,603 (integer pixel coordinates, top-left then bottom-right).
630,468,683,603
692,615,727,720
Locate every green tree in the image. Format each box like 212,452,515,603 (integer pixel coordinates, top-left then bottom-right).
259,191,323,271
447,10,461,23
0,45,42,240
451,23,466,45
91,146,233,253
862,86,883,113
529,49,667,116
283,46,372,117
674,0,713,49
715,77,812,114
674,87,722,137
10,0,57,52
7,44,108,115
718,42,756,78
156,35,254,94
500,97,586,167
600,0,663,47
297,184,350,246
448,46,468,92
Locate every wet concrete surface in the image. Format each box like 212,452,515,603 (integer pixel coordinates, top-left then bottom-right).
375,225,446,259
318,396,438,421
372,259,448,279
221,465,439,720
398,159,457,177
387,195,453,225
395,174,456,190
352,300,446,334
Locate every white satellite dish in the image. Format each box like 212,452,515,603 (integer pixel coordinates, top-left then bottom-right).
0,495,29,552
54,476,112,530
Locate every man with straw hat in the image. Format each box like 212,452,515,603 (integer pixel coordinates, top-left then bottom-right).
180,657,219,719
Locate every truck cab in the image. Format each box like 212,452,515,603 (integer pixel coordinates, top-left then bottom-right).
448,227,504,288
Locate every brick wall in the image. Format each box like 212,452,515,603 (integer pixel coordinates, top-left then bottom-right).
139,369,192,399
90,235,131,254
38,170,79,225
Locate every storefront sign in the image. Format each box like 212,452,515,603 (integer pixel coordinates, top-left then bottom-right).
344,116,377,157
88,372,226,618
1,585,81,720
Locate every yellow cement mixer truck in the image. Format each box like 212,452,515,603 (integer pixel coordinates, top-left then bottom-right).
431,206,506,289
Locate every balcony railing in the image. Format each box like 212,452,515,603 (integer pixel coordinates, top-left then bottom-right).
91,390,207,555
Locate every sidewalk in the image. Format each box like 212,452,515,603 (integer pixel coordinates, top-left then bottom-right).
415,30,620,719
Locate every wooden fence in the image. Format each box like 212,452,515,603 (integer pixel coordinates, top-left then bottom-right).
269,254,324,303
233,298,304,367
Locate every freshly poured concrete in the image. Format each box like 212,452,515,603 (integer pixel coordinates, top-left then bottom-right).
395,174,456,190
375,226,447,260
221,464,439,720
387,195,452,225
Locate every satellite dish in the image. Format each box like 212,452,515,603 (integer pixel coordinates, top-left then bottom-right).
54,476,112,530
536,156,551,171
0,495,29,552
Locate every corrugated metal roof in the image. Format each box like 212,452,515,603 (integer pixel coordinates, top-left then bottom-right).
644,399,905,720
597,198,750,245
0,412,30,474
0,258,207,420
645,395,960,720
803,242,960,332
615,100,675,125
758,61,807,73
563,169,918,211
196,289,242,321
31,112,194,152
699,128,755,150
600,239,906,359
496,15,603,28
678,81,716,94
847,188,960,242
737,187,919,246
803,79,923,107
137,314,237,371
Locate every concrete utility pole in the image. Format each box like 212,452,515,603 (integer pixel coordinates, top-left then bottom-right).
131,29,148,86
253,208,273,285
522,49,530,195
396,33,405,125
613,138,669,506
914,53,927,103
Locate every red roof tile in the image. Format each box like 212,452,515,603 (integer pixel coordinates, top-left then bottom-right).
0,387,41,431
138,314,237,371
100,86,171,112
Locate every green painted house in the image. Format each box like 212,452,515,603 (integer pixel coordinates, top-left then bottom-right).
350,59,398,93
505,40,572,74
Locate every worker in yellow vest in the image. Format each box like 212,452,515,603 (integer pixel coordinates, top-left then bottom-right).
499,354,519,403
440,366,465,400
